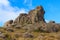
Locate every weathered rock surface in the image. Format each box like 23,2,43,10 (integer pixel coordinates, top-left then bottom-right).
13,6,45,26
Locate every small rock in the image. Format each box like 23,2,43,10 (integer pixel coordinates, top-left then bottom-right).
23,32,34,38
0,33,5,38
6,28,14,32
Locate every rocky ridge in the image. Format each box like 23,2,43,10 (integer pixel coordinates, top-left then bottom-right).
1,6,60,40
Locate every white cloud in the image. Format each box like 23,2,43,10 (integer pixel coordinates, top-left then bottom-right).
0,0,9,6
45,19,49,23
0,0,27,26
24,0,32,7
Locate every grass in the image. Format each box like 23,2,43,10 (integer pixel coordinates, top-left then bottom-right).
0,27,60,40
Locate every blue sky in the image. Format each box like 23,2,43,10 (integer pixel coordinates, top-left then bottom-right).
0,0,60,26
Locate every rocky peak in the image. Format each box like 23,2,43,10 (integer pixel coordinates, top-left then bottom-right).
28,6,45,23
13,6,45,25
4,6,46,27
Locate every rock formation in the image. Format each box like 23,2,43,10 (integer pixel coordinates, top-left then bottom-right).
13,6,45,26
3,6,60,33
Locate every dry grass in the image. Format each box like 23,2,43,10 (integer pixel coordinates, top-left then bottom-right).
0,27,60,40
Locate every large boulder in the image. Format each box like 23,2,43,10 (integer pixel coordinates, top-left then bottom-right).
3,20,13,28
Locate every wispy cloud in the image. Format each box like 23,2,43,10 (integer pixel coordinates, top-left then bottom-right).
0,0,27,26
24,0,32,7
45,19,49,23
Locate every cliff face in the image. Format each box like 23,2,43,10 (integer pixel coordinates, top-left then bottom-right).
13,6,45,25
